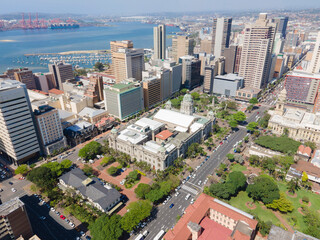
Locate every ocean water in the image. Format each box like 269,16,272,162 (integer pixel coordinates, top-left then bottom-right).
0,22,179,74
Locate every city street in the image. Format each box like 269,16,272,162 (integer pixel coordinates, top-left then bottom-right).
143,107,267,240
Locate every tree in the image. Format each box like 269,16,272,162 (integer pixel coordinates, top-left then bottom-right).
246,105,254,112
233,111,246,123
78,141,102,160
100,156,115,166
180,88,188,95
255,136,300,154
94,62,104,71
212,124,221,133
60,159,72,169
305,141,317,151
283,128,289,137
209,182,236,199
107,166,118,176
89,214,123,240
302,171,308,182
228,119,238,129
171,99,181,108
247,175,280,204
128,170,140,181
191,92,200,101
120,200,153,232
234,154,244,164
287,178,300,193
246,122,258,132
227,171,247,191
15,164,29,175
259,114,271,128
249,97,258,104
227,153,235,161
134,183,151,199
145,189,165,202
266,193,293,213
82,164,94,176
27,167,56,191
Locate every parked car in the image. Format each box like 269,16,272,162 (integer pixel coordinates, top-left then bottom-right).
11,188,16,192
169,203,174,208
60,215,66,220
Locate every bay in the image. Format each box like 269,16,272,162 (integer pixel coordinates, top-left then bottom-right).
0,22,179,74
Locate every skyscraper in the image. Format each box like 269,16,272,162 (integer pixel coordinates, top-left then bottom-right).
48,62,74,91
112,48,145,83
0,198,33,240
272,17,289,38
110,40,133,54
172,36,194,63
212,17,232,58
308,31,320,74
154,24,166,60
239,13,276,89
14,69,36,90
0,79,40,165
224,46,238,73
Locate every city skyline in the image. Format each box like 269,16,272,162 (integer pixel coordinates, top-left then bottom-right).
1,0,320,15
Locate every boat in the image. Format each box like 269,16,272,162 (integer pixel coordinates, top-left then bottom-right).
49,23,80,29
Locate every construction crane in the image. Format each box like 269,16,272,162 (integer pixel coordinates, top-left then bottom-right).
33,13,40,28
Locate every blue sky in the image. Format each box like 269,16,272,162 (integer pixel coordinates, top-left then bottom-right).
1,0,320,15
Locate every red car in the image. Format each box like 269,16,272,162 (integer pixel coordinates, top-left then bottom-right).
60,215,66,220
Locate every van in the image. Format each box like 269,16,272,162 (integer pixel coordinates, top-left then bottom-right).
143,230,149,236
185,193,191,200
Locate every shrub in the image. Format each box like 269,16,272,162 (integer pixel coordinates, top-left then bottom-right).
302,196,309,203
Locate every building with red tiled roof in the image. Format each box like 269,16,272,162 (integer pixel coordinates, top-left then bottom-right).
164,194,258,240
296,145,312,161
48,88,64,96
155,130,173,142
31,89,49,96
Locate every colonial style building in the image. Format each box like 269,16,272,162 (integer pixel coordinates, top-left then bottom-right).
108,94,215,170
268,88,320,142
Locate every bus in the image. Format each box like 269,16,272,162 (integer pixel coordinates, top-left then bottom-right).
153,230,165,240
135,233,144,240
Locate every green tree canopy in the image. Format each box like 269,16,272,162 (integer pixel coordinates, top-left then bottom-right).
89,214,123,240
15,164,29,175
247,175,280,204
229,119,238,129
134,183,151,199
82,164,94,176
191,92,200,101
94,62,104,71
233,111,246,123
78,141,102,160
246,122,258,132
227,153,235,161
266,193,293,213
254,136,300,154
27,167,56,191
107,166,118,176
120,200,152,232
305,141,317,151
60,159,72,169
249,97,258,104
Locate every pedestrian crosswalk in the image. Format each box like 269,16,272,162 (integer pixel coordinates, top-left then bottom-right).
181,184,198,195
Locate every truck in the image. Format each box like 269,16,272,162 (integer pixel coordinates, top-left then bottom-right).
153,230,165,240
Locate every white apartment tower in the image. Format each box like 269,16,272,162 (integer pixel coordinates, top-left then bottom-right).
212,18,232,58
239,13,276,89
308,31,320,74
0,79,40,165
154,24,166,60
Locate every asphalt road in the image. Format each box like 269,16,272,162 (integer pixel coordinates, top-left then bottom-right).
144,107,267,240
20,194,81,240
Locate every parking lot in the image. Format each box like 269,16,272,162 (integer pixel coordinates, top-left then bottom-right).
0,162,13,182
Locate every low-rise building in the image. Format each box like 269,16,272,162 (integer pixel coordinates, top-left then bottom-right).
63,121,98,147
59,168,122,213
108,95,215,170
164,193,258,240
268,225,318,240
78,107,108,124
296,145,312,162
213,73,244,97
235,87,261,101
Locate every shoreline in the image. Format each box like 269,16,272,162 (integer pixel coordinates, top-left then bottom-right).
24,49,110,56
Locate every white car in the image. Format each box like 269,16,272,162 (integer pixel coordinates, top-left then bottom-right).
69,222,75,228
120,179,125,185
11,188,16,192
50,207,55,212
198,180,202,185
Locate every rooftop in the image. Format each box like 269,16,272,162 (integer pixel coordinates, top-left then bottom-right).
215,73,244,81
293,160,320,179
155,130,173,140
117,128,148,145
78,107,107,118
135,117,164,131
153,109,196,129
0,79,24,91
48,88,64,95
65,121,92,132
0,197,25,216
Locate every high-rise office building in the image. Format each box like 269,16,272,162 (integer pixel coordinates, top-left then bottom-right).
142,77,161,109
308,31,320,74
153,24,166,60
239,13,276,89
84,75,104,104
0,198,33,240
200,37,213,54
14,69,36,90
172,36,194,63
33,72,56,92
110,40,133,54
0,79,40,165
272,16,289,38
48,62,74,91
203,65,215,93
234,46,242,73
112,48,144,83
104,82,144,120
224,46,238,73
179,56,201,90
212,18,232,58
272,33,285,54
34,105,67,155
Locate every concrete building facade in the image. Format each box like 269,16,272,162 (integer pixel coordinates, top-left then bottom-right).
308,31,320,74
172,36,194,63
212,18,232,58
14,69,36,90
142,77,161,109
213,73,244,97
48,62,74,91
0,80,40,165
153,24,166,60
179,56,201,90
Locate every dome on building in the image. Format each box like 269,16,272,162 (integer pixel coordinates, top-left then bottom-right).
183,94,193,103
165,100,172,110
111,128,118,134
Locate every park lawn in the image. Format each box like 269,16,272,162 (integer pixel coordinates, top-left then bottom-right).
124,179,140,189
230,164,247,173
228,191,280,225
277,181,320,232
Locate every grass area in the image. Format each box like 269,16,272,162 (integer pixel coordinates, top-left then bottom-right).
230,164,247,172
124,179,140,189
228,191,281,225
277,181,320,232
